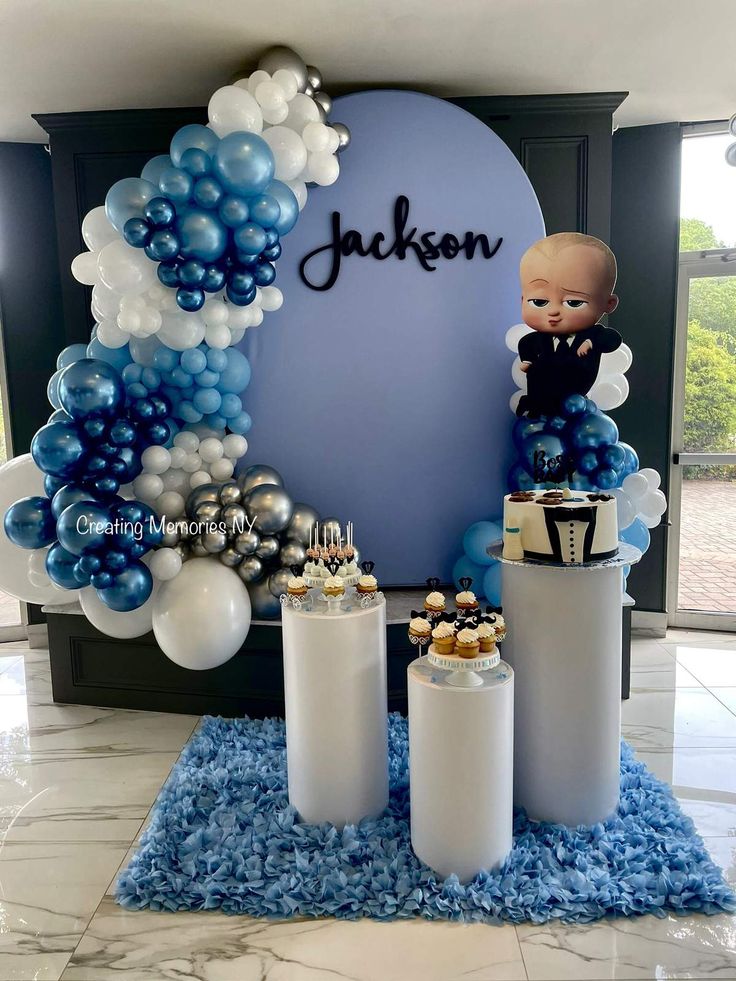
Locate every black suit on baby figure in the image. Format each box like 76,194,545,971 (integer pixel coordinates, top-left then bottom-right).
516,322,622,418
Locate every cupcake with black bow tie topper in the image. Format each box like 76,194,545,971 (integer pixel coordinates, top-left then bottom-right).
356,560,378,598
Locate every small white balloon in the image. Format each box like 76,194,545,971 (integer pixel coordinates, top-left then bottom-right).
168,445,187,469
604,344,633,374
27,549,51,589
246,69,272,95
189,470,212,489
589,379,624,411
229,327,246,345
149,548,182,582
259,286,283,312
141,445,171,475
261,102,290,125
156,491,185,519
306,151,339,186
96,318,130,349
250,306,264,327
285,178,308,210
640,467,661,490
160,468,190,494
272,68,298,101
158,310,205,351
71,251,100,286
511,357,529,391
97,240,156,295
182,452,202,474
302,121,331,152
640,511,662,530
204,323,231,349
210,458,235,481
611,488,637,531
505,323,534,353
222,434,247,459
622,472,649,500
509,390,524,414
208,85,263,137
133,473,164,502
255,81,286,111
324,127,341,153
284,92,320,133
92,282,121,320
82,206,118,252
199,437,224,463
262,126,308,181
174,431,200,453
202,299,229,326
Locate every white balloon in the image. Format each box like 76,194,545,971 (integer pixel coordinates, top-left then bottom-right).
202,299,229,327
208,85,263,137
141,445,171,475
189,470,212,489
307,151,339,186
158,310,205,351
96,318,130,349
511,357,529,391
640,467,661,490
152,558,252,669
80,583,157,639
97,240,156,295
204,323,231,349
262,126,308,181
0,455,78,605
285,179,308,211
27,548,51,588
622,472,649,500
324,127,341,154
640,511,662,530
641,488,668,518
261,102,290,126
199,437,224,464
222,434,247,460
229,327,246,345
589,378,624,411
71,251,99,286
132,473,164,502
284,92,320,133
182,453,202,474
505,323,534,353
160,469,190,495
302,121,331,153
255,81,286,111
149,548,182,582
155,491,185,519
210,458,234,481
259,286,283,312
603,344,633,374
246,69,271,95
168,446,187,469
611,488,636,531
509,390,524,414
272,68,298,101
82,206,118,251
92,282,121,320
174,431,200,453
250,306,264,327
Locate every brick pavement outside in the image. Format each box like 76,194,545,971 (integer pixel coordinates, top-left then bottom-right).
679,479,736,613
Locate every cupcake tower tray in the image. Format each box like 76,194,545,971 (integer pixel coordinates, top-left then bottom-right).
426,644,500,674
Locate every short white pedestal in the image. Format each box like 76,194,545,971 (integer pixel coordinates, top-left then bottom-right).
408,657,514,883
282,596,389,828
497,544,641,827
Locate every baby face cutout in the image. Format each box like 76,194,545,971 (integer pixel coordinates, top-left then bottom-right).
521,244,619,335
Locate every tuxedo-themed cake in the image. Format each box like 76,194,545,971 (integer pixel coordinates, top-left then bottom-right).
502,488,618,565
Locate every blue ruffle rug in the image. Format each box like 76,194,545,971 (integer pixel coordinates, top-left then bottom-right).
116,714,735,923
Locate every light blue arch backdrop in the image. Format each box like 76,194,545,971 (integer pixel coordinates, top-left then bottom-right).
243,90,544,585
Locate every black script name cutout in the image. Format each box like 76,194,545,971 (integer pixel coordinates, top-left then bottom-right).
299,195,503,291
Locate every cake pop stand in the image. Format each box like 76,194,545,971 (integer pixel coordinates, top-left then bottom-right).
490,542,641,827
281,595,388,828
408,655,514,882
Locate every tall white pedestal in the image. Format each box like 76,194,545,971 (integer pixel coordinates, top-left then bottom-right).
498,544,640,827
282,597,388,828
408,657,514,882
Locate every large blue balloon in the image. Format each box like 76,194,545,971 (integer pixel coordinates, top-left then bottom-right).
620,517,650,554
4,496,56,548
56,344,88,371
57,502,111,556
569,411,619,452
463,520,503,566
47,369,63,409
507,463,543,492
31,422,86,478
141,154,173,186
617,441,640,484
452,555,488,595
482,563,502,607
265,180,299,236
51,484,101,519
97,561,152,612
175,208,228,263
213,133,275,197
170,124,218,167
512,416,547,451
86,338,132,374
215,348,251,394
519,433,566,478
59,359,125,420
105,177,158,233
46,543,83,589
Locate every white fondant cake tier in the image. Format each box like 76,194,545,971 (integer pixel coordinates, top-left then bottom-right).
502,490,618,565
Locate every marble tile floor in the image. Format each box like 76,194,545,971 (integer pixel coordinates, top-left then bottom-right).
1,634,735,981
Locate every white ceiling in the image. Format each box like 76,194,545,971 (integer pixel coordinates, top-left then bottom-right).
1,0,734,142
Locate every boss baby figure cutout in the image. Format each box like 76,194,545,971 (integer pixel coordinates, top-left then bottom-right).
516,232,622,418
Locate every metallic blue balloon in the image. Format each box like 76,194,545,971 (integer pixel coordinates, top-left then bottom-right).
56,344,89,371
158,166,193,205
228,269,255,295
512,416,546,451
178,260,206,286
594,466,619,490
157,261,180,287
51,484,100,519
105,177,158,233
569,411,619,451
31,422,86,478
4,496,56,548
202,264,227,293
265,180,299,235
145,229,180,262
248,193,280,228
261,243,282,262
175,208,227,262
170,124,219,167
254,261,276,286
123,217,151,248
46,543,82,589
506,462,543,492
576,450,599,475
144,197,176,228
519,433,566,478
97,561,153,612
44,474,66,497
176,288,205,312
617,442,640,483
57,501,111,556
59,359,125,420
599,442,626,472
141,154,173,186
213,133,274,197
104,550,128,573
233,222,267,255
180,147,212,178
193,177,224,210
47,409,72,425
561,393,588,418
91,571,113,589
218,195,249,228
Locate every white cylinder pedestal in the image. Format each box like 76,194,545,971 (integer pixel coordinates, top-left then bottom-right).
282,597,388,828
408,658,514,883
499,545,640,827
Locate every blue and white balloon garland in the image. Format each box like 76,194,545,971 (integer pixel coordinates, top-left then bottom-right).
453,325,668,600
1,46,347,667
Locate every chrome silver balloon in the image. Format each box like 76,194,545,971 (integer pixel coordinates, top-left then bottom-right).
219,546,244,568
190,535,209,558
256,535,280,561
201,528,228,554
221,503,248,534
194,500,222,525
161,523,181,548
313,91,332,117
319,516,342,545
234,529,260,555
244,483,293,534
237,464,284,495
279,539,307,568
237,555,264,583
303,83,315,98
247,576,282,619
186,483,221,519
257,45,308,93
173,541,191,562
306,65,322,92
285,502,319,546
268,567,292,598
332,122,351,153
218,482,242,507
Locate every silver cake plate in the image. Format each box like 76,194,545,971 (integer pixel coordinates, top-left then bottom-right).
488,541,642,571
